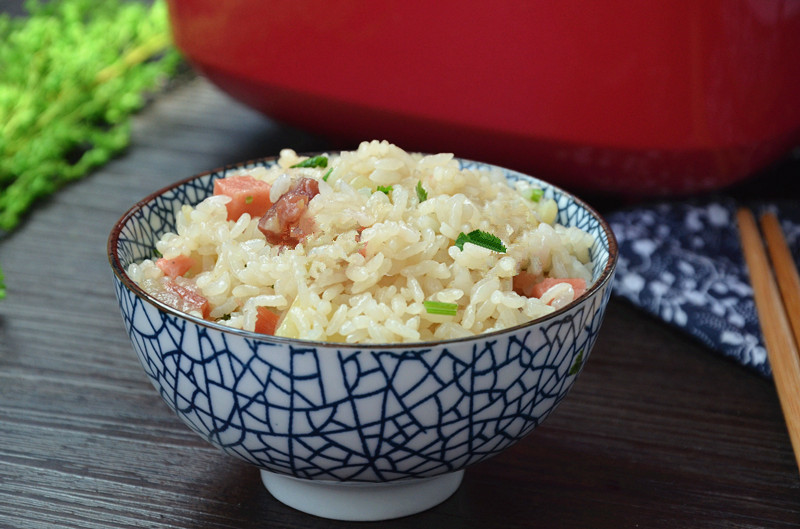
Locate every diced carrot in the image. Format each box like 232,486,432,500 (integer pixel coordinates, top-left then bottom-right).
156,255,195,278
255,306,281,335
512,271,540,298
213,175,273,221
529,277,587,299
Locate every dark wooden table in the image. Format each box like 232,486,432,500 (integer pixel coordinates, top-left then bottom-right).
1,77,799,529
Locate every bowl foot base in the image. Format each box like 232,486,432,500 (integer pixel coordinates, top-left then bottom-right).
260,469,464,521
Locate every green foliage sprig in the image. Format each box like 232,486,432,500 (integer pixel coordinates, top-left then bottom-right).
0,0,183,299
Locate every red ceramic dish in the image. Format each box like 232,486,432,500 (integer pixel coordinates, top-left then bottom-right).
166,0,800,196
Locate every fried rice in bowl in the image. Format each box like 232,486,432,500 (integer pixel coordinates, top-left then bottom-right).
108,141,617,521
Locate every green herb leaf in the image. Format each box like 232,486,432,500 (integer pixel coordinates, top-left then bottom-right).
245,195,254,204
416,180,428,202
454,230,506,253
529,188,544,202
322,167,333,182
423,300,458,316
568,348,585,375
377,185,393,195
291,155,328,169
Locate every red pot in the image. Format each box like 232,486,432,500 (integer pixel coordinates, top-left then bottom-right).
166,0,800,196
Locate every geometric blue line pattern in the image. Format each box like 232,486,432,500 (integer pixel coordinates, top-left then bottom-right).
109,157,617,482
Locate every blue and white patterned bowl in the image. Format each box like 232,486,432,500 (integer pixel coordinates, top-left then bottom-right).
107,156,618,521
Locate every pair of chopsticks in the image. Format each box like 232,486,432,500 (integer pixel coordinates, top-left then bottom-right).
737,209,800,472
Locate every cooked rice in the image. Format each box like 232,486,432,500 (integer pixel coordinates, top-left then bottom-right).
127,140,595,343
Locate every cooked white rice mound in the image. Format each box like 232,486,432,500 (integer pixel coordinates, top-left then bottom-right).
127,140,595,343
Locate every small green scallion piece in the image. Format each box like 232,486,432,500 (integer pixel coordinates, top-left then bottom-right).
291,155,328,169
322,167,333,182
568,348,585,375
377,185,393,195
416,180,428,202
454,230,506,253
245,195,254,204
530,188,544,202
423,300,458,316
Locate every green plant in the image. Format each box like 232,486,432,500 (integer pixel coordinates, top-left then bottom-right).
0,0,182,298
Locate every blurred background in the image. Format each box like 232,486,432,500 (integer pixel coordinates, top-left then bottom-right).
162,0,800,198
2,0,799,209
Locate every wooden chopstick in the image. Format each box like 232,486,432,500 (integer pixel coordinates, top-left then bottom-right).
736,208,800,473
760,212,800,354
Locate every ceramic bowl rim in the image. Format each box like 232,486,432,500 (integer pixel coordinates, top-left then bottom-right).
107,153,618,350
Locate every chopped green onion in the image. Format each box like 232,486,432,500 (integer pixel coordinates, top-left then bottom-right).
245,195,254,204
416,180,428,202
530,188,544,202
322,167,333,182
454,230,506,252
152,248,163,258
568,348,585,375
377,185,393,195
291,155,328,168
423,300,458,316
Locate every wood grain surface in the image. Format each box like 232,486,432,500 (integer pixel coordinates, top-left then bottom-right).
1,78,799,529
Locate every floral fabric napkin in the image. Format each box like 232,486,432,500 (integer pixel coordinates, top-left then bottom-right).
606,199,800,378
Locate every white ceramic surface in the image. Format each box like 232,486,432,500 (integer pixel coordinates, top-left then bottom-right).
261,470,464,521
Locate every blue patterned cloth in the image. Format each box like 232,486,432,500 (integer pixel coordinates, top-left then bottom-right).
607,199,800,378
